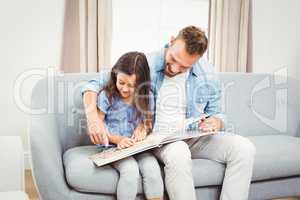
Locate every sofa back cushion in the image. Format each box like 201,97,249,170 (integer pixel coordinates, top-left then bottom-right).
31,72,300,152
219,73,300,137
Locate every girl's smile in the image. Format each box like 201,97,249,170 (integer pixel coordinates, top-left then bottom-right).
116,72,136,101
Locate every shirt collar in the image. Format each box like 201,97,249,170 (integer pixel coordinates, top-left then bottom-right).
154,44,168,72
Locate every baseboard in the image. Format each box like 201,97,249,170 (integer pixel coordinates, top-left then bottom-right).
24,151,31,170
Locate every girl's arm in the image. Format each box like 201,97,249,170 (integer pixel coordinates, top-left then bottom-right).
132,123,148,142
97,109,124,145
107,132,135,149
107,133,124,145
97,110,135,149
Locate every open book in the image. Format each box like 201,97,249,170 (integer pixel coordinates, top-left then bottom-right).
90,116,212,167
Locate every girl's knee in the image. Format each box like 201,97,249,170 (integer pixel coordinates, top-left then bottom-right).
116,158,140,178
137,153,160,167
140,163,162,181
136,153,163,190
118,166,139,188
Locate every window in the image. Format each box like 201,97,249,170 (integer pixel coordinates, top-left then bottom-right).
111,0,210,64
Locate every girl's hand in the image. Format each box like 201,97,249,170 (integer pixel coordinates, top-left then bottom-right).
132,124,147,142
117,137,135,149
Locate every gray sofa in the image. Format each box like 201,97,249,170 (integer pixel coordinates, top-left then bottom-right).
30,72,300,200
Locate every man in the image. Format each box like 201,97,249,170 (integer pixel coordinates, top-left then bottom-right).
82,26,256,200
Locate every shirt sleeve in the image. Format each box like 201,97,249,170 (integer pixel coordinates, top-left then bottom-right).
97,90,110,114
81,71,110,95
149,91,155,113
203,72,227,131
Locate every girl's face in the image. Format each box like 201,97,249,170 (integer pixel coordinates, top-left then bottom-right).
116,72,136,100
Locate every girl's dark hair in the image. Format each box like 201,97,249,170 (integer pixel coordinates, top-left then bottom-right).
103,51,153,132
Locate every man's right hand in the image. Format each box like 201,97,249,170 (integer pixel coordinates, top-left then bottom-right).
87,118,109,145
83,91,109,146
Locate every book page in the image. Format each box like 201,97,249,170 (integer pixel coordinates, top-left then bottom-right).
89,134,167,166
90,115,210,167
161,130,213,145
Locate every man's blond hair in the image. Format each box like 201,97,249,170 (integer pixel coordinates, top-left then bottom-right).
175,26,208,56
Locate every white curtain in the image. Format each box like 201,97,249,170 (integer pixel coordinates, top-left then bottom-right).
79,0,112,72
208,0,250,72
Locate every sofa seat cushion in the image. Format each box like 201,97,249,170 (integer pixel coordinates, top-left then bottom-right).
192,135,300,187
250,135,300,181
63,135,300,194
63,146,144,194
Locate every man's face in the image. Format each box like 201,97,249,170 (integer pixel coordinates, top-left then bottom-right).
164,39,201,77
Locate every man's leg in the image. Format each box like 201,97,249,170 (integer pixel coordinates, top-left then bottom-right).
187,132,256,200
153,141,196,200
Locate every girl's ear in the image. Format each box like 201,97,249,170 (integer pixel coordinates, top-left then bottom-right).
170,36,175,45
111,70,117,85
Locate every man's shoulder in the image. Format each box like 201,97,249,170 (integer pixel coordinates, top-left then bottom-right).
195,58,216,74
145,49,163,61
192,59,220,83
145,49,165,72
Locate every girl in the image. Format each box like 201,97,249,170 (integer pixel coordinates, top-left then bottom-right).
96,52,164,200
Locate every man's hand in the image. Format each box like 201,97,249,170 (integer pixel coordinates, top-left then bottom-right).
83,91,109,146
117,137,135,149
87,118,109,145
131,124,147,142
199,116,223,133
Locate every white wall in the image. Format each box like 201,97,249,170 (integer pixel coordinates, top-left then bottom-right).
0,0,65,167
251,0,300,78
111,0,209,64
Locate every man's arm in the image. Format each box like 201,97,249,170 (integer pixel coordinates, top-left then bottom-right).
83,91,108,145
201,69,226,132
82,72,110,144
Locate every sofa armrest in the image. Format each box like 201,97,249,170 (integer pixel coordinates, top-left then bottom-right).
0,136,24,192
30,114,71,200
